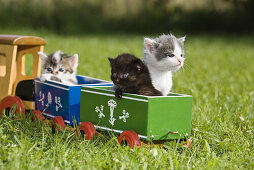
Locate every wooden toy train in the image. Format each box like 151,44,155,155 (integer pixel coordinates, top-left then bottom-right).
0,35,192,147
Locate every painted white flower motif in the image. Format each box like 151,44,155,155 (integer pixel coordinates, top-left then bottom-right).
95,105,105,118
108,99,117,126
55,96,62,111
38,91,45,106
46,92,52,106
119,110,129,123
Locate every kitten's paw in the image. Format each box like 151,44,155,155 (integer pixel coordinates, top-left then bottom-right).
40,74,51,82
40,77,46,82
51,76,62,82
115,93,122,100
115,88,123,100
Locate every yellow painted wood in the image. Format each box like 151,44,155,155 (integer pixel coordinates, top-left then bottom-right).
0,44,18,101
0,35,46,45
22,100,35,110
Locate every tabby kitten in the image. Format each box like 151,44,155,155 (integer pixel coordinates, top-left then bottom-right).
143,34,185,96
38,50,78,85
109,53,162,99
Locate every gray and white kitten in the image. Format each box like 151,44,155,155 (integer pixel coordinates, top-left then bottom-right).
143,34,185,96
38,50,78,85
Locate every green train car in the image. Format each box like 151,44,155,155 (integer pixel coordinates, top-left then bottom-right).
80,86,192,147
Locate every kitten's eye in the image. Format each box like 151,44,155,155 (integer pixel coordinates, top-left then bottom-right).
123,73,129,78
181,54,183,57
59,68,64,72
47,67,52,72
112,73,117,78
167,54,175,58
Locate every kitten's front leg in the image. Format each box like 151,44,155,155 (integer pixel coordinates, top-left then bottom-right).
115,88,123,100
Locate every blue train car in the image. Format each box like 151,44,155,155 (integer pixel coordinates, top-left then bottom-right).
34,75,113,125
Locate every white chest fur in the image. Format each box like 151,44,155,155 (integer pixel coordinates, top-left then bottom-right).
147,65,172,96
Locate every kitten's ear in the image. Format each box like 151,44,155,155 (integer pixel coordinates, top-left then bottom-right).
144,38,158,54
70,54,79,69
178,36,186,45
108,58,115,66
38,52,48,61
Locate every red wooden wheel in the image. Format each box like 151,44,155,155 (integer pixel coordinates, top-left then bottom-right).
0,96,25,117
79,122,96,140
32,110,45,121
51,116,66,133
118,130,141,148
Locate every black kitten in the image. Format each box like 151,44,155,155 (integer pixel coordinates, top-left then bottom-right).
108,53,162,99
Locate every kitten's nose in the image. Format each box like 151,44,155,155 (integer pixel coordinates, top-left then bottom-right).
178,60,182,64
53,71,58,75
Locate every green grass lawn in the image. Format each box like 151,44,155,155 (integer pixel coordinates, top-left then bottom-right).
0,28,253,169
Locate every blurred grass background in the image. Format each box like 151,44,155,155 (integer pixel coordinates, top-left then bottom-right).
0,0,253,34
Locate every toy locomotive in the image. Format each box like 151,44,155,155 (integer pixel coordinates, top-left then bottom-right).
0,35,192,147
